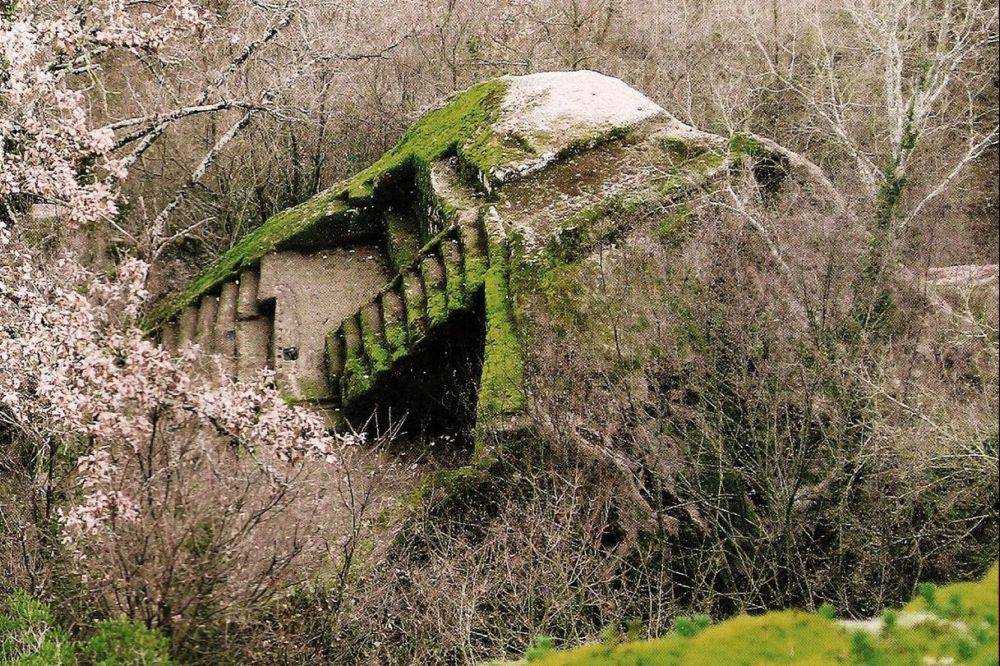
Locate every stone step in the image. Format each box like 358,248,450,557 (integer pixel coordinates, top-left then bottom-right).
215,281,238,381
420,251,448,326
360,299,391,374
402,267,427,334
342,314,365,370
383,209,423,271
381,282,408,354
236,316,271,382
236,268,262,318
456,210,488,257
431,156,488,279
456,211,488,288
161,320,179,353
195,294,219,354
440,233,466,309
178,304,198,346
325,328,345,384
339,313,371,402
233,267,273,383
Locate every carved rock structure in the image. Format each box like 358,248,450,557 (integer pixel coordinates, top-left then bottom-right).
147,70,845,438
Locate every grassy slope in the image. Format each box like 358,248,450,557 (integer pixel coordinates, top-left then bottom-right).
516,564,999,666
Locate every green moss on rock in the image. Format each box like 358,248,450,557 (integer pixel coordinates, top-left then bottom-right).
401,452,498,509
654,204,694,245
728,131,765,158
146,78,520,329
426,284,449,326
476,239,527,426
293,377,333,403
403,270,427,332
347,79,519,198
385,322,409,360
363,332,391,374
385,212,424,270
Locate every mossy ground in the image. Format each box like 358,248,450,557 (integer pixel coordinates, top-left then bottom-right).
510,564,999,665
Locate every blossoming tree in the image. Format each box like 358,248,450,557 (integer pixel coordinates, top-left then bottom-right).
0,0,373,641
0,215,366,641
0,0,206,224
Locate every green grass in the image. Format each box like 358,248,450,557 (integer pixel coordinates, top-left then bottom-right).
517,564,999,665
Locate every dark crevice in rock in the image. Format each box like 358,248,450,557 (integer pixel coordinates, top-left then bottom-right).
346,290,487,456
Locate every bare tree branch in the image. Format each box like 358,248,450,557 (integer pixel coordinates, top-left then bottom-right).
146,110,258,256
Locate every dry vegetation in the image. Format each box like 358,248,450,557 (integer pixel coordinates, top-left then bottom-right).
3,0,998,663
237,171,996,664
31,0,994,285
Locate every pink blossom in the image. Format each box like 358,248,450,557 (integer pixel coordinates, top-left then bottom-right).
1,0,203,226
0,223,355,561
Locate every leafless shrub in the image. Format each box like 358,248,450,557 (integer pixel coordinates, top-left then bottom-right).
209,170,997,665
7,0,997,662
0,394,404,659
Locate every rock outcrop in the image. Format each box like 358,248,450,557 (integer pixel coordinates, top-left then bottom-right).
147,70,836,437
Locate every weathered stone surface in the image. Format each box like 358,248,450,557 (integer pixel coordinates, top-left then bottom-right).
195,294,218,353
236,269,262,319
151,70,839,436
215,281,239,380
236,317,271,382
441,237,464,305
178,305,198,346
401,268,427,334
161,321,178,352
489,70,669,182
258,247,392,401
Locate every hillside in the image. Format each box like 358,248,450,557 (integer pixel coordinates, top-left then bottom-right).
133,71,998,663
3,0,997,657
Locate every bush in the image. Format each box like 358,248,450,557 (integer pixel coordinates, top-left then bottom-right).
525,635,556,661
0,591,74,665
1,591,172,665
81,620,173,665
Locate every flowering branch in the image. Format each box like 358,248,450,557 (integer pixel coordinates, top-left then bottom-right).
0,222,356,632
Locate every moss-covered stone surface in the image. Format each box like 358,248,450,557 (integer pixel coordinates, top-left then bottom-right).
146,79,519,328
150,71,782,439
476,238,527,427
